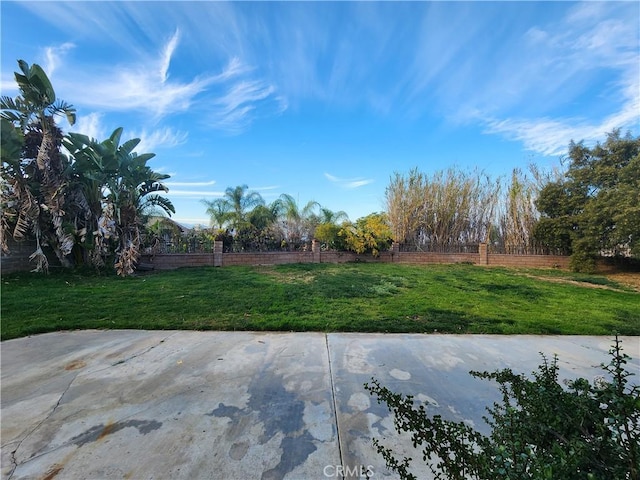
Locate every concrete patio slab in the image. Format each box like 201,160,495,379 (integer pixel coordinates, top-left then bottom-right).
1,331,638,479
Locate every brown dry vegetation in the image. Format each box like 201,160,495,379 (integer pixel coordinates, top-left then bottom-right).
520,271,640,293
606,273,640,292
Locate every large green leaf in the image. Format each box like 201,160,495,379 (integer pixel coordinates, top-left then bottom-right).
108,127,123,147
119,138,141,157
15,60,56,107
1,118,24,166
129,153,156,169
28,63,56,104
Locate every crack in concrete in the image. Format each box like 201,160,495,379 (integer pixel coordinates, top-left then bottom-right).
4,440,20,480
5,333,176,479
325,334,345,480
109,332,178,367
6,370,78,480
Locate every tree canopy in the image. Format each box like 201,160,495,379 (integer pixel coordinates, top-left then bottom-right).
534,130,639,271
1,60,173,275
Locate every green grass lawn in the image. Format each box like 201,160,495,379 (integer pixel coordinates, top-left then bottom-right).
2,263,639,340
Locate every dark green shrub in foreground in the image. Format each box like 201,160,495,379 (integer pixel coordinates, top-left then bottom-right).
365,337,639,480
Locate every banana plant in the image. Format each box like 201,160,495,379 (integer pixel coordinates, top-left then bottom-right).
64,127,174,274
1,60,76,270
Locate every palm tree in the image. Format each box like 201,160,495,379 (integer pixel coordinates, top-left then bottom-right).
273,194,319,244
317,207,349,225
310,207,349,250
203,199,231,230
202,185,264,232
1,60,76,270
247,203,279,231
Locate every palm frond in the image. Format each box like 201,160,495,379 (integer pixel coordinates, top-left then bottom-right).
140,194,175,216
49,100,76,126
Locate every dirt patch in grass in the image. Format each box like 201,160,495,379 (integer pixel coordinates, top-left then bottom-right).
255,265,317,284
605,273,640,292
522,272,640,293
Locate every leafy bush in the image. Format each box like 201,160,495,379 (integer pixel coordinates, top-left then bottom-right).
339,212,393,256
315,222,347,250
365,337,639,480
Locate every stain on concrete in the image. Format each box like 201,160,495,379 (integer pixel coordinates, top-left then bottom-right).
207,362,318,479
208,403,242,419
261,431,317,480
40,463,64,480
70,419,162,446
64,360,86,371
247,374,305,443
229,441,249,460
207,403,251,441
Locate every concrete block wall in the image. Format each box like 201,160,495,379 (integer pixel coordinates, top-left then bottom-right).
4,239,574,272
487,254,570,269
318,251,391,263
222,251,314,266
141,253,215,270
395,252,479,265
122,248,575,271
1,239,60,273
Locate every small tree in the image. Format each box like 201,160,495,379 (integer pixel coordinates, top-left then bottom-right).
313,208,349,250
534,130,639,271
365,337,639,480
315,222,347,251
340,213,393,256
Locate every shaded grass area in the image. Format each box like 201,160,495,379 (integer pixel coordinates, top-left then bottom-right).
2,263,639,340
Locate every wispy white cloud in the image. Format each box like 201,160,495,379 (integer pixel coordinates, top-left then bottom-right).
483,117,591,157
165,190,224,198
46,32,250,124
159,30,180,83
154,167,177,177
211,79,286,133
404,3,486,109
165,180,217,187
163,179,221,198
70,112,106,141
218,57,254,81
0,73,18,95
7,1,637,155
43,42,75,78
172,216,212,227
68,113,188,155
132,127,188,154
74,69,213,121
472,2,639,156
324,173,373,189
483,64,639,156
38,26,284,134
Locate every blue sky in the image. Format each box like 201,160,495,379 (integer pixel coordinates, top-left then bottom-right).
2,1,638,226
